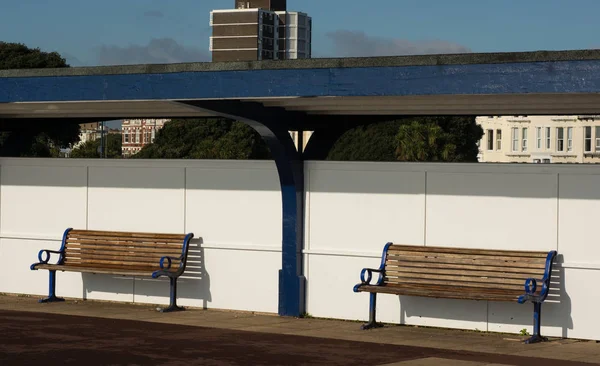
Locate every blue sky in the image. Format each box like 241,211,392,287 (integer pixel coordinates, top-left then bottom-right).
1,0,599,66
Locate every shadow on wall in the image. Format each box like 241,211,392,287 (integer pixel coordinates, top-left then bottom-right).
6,159,600,200
81,238,212,308
396,255,573,337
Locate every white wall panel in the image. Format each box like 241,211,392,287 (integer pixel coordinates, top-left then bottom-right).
426,171,558,250
185,165,281,247
1,164,87,236
197,248,280,313
306,164,425,252
87,166,185,233
558,174,600,265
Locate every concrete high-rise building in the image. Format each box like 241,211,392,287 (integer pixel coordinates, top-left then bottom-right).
275,11,312,60
210,0,311,62
234,0,286,11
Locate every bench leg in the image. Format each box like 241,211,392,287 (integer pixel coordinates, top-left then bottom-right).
159,277,184,313
525,302,548,344
361,293,383,330
39,270,65,303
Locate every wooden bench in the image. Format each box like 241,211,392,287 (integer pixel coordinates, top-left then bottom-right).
353,243,557,344
30,228,194,312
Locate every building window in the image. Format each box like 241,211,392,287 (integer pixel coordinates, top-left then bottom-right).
135,130,140,143
567,127,573,152
536,127,542,149
496,129,502,150
595,127,600,151
545,127,551,149
124,132,129,143
556,127,564,152
486,129,494,150
151,129,156,143
585,126,592,152
511,127,518,152
522,127,528,152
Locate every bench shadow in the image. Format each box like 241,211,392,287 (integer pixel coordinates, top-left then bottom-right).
396,255,573,338
80,237,212,309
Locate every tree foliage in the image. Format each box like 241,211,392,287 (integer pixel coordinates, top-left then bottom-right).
0,42,69,69
0,42,80,157
133,118,270,160
327,117,483,162
70,133,122,159
395,121,456,161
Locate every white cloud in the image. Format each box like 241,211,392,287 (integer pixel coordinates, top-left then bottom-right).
326,30,471,57
96,38,209,66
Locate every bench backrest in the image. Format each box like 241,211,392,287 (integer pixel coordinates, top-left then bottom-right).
61,229,192,273
382,244,555,298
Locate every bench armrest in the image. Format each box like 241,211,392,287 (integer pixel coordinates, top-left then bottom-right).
518,250,557,304
30,249,64,270
158,255,182,270
353,242,393,293
518,277,549,304
360,268,384,285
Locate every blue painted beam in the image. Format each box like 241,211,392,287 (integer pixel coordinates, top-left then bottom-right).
3,60,600,103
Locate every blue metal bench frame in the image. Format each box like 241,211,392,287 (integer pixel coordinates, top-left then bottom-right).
353,242,558,344
30,228,194,312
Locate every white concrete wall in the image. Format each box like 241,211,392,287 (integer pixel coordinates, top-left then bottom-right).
1,158,599,341
0,159,282,313
304,161,600,341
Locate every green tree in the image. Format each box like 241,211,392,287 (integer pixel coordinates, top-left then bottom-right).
0,42,80,157
327,117,483,162
133,118,270,159
395,121,456,161
0,42,69,69
326,120,401,161
70,133,122,158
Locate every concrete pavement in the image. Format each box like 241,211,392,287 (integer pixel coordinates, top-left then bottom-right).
1,293,598,365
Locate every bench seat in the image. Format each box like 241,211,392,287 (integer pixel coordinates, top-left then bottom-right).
33,264,172,277
357,284,524,302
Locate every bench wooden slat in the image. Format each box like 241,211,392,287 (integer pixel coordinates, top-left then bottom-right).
64,254,179,266
387,252,547,265
62,258,167,267
65,245,182,257
384,270,529,285
383,276,524,291
386,256,547,269
36,264,159,276
64,253,178,263
387,245,548,258
358,284,521,301
69,230,186,240
67,238,184,246
384,262,546,275
387,250,547,263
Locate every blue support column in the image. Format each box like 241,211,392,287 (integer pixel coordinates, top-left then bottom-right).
178,101,306,316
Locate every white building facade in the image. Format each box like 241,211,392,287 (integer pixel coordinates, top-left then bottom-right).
121,119,169,157
477,115,600,163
